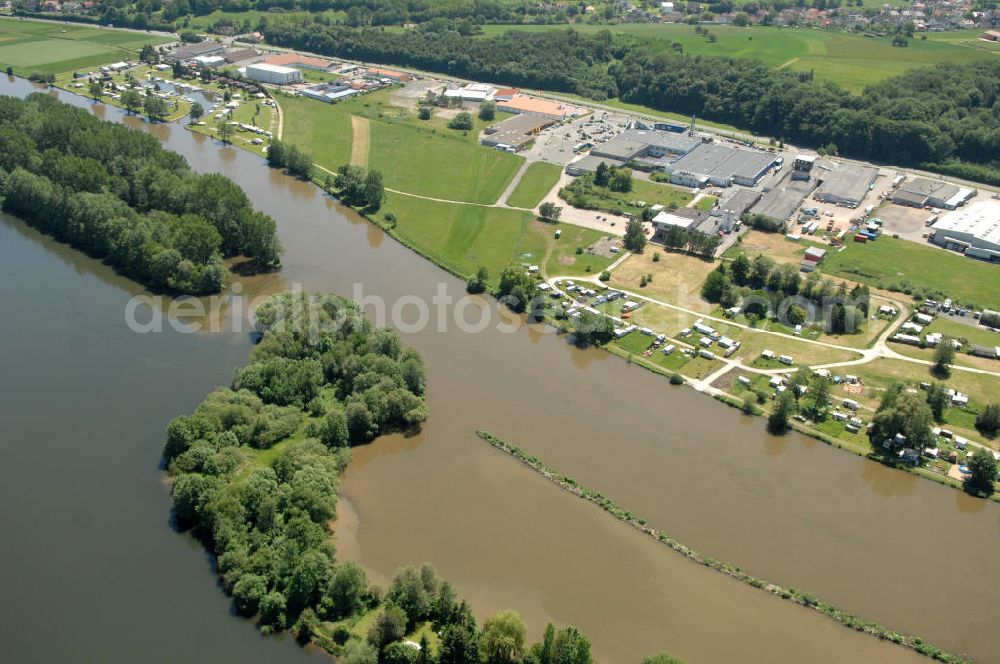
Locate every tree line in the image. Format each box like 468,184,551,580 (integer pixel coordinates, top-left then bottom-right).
0,94,281,294
262,21,1000,183
164,291,686,663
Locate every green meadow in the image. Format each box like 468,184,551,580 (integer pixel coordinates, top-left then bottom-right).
506,161,563,208
479,24,994,93
381,193,615,280
820,235,1000,309
279,89,523,204
0,17,170,75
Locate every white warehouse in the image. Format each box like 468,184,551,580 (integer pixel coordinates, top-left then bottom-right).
245,63,302,85
930,200,1000,261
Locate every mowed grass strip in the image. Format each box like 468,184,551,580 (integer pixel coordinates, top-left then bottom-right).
506,161,562,208
819,236,1000,309
383,192,532,279
278,90,523,204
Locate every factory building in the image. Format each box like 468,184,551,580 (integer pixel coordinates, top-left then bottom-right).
929,201,1000,261
666,143,776,188
812,162,879,208
245,63,302,85
893,177,975,209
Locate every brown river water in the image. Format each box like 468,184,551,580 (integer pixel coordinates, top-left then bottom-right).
1,77,997,663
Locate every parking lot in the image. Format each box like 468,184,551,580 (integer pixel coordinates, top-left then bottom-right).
875,204,935,243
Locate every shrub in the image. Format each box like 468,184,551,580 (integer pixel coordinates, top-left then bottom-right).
599,271,611,282
669,373,685,385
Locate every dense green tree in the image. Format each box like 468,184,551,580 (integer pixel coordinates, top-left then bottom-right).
479,99,496,121
608,168,632,193
368,605,407,651
327,561,370,619
965,447,998,496
467,266,490,294
448,112,473,130
932,339,955,378
593,161,610,187
976,404,1000,438
768,390,794,434
623,217,646,253
363,169,385,211
189,101,204,123
538,202,561,221
926,383,949,423
480,610,526,664
642,654,688,664
121,88,143,114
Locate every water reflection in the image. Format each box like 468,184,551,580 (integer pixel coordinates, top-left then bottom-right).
860,459,917,498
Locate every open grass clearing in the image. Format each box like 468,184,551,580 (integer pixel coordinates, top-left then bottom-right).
819,235,1000,310
610,249,717,313
381,195,609,281
278,89,523,204
506,161,562,209
563,175,694,218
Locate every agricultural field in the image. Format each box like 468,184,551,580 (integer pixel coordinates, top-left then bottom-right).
506,161,563,209
0,18,170,76
278,89,523,204
479,24,995,93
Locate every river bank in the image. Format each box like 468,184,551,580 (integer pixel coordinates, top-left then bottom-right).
5,76,999,663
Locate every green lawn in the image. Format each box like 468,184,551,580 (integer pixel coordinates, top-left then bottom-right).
380,194,614,282
0,18,170,75
920,316,1000,349
819,236,1000,309
479,24,994,93
506,161,562,209
562,175,694,217
278,90,524,204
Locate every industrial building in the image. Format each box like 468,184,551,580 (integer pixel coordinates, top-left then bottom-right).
264,53,334,71
299,83,361,103
929,201,1000,261
480,114,554,151
710,188,760,218
812,162,878,208
892,177,975,209
590,129,702,169
443,83,495,102
168,40,226,63
191,55,225,68
667,143,775,188
651,208,735,240
750,170,816,222
565,154,622,176
245,63,302,85
497,95,570,120
364,68,410,82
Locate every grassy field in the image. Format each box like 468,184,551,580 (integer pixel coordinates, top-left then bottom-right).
278,90,523,204
0,18,170,75
563,175,695,217
479,24,994,93
820,236,1000,309
183,8,346,32
610,249,717,313
379,193,612,281
506,161,562,209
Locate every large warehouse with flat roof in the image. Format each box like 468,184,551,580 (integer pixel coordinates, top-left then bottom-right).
245,62,302,85
813,162,878,208
930,201,1000,261
893,177,975,209
667,143,775,188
